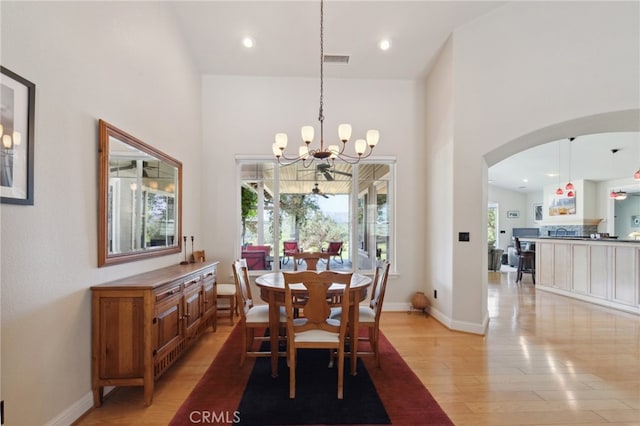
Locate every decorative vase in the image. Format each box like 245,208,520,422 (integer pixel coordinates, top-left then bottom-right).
411,291,429,311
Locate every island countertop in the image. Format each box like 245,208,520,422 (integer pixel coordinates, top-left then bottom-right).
531,238,640,315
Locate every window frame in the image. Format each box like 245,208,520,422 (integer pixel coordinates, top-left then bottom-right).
236,156,396,274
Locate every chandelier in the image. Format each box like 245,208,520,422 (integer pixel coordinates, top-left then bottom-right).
271,0,379,166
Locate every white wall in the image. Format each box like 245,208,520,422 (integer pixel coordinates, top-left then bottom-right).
425,1,640,333
425,38,454,321
488,185,529,251
0,3,202,425
201,75,426,310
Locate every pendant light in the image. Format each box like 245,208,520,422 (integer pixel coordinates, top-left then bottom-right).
565,137,575,198
610,149,628,201
555,139,563,195
634,139,640,180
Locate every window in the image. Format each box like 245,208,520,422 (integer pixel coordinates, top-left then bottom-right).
488,203,498,247
238,160,394,272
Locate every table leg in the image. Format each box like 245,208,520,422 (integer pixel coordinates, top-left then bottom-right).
350,295,359,376
268,294,279,378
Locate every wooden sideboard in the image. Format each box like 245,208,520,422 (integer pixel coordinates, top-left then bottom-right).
91,261,219,407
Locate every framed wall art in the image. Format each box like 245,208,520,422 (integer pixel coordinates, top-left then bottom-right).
1,66,35,205
533,203,543,222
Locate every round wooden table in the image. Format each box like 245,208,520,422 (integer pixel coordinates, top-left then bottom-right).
255,271,372,377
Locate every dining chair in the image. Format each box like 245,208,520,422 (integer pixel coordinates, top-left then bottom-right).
292,251,331,271
283,270,352,399
330,260,390,368
192,251,235,327
232,259,286,366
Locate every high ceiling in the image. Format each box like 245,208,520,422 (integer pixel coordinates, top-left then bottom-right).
169,1,506,80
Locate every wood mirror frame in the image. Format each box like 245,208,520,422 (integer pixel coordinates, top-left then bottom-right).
98,119,182,267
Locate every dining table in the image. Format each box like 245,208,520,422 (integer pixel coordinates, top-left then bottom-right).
255,271,372,378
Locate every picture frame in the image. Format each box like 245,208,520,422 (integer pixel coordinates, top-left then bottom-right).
507,210,520,218
1,66,35,205
533,203,543,222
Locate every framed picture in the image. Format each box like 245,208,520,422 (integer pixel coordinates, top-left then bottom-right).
507,210,520,218
548,193,576,216
533,203,543,222
1,66,35,205
631,215,640,228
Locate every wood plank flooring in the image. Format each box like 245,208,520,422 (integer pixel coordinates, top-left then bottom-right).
75,270,640,425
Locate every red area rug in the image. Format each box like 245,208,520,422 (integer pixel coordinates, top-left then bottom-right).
170,324,453,425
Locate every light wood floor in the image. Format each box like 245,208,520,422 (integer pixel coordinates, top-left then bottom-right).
76,270,640,425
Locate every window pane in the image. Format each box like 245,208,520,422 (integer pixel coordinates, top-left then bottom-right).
240,162,275,270
279,162,352,271
357,164,391,270
238,160,393,273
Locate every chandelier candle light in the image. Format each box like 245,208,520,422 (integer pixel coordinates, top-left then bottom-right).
271,0,379,166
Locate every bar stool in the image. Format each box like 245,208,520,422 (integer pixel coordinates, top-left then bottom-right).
515,237,535,284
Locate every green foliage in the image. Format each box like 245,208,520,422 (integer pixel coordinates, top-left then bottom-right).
241,186,258,245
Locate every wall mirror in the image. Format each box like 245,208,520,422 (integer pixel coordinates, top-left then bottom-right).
98,119,182,267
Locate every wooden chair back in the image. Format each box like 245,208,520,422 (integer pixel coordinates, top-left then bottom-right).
369,260,391,323
191,250,206,262
292,251,330,271
283,270,352,336
232,259,253,322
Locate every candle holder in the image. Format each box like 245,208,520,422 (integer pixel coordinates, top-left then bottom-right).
189,236,195,263
180,236,189,265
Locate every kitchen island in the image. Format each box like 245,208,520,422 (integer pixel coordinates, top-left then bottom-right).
526,237,640,315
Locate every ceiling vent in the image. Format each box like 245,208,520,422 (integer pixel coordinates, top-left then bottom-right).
323,54,350,64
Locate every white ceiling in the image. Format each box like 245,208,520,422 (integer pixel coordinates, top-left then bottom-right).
169,1,506,80
488,132,640,194
167,1,639,193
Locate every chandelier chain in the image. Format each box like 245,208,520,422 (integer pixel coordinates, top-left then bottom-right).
319,0,325,148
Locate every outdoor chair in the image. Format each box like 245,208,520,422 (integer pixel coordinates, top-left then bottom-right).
322,241,344,264
282,241,300,265
283,270,352,399
241,250,268,270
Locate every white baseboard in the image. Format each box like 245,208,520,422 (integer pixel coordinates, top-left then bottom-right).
46,386,114,426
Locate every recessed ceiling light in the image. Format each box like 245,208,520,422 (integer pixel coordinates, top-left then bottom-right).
242,37,255,48
523,178,529,183
546,172,559,177
379,39,391,51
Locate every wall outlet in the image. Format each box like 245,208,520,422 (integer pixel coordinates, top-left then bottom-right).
433,289,437,299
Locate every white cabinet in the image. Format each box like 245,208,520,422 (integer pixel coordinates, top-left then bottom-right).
532,239,640,315
612,246,637,306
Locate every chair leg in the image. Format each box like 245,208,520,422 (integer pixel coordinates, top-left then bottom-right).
337,347,344,399
289,348,296,399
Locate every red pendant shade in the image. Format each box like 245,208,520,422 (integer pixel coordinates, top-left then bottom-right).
634,169,640,181
556,187,564,195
